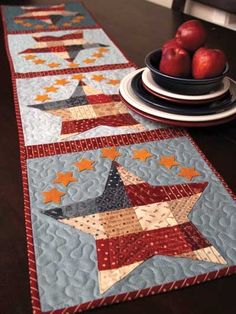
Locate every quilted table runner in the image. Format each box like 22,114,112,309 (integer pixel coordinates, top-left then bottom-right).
2,3,236,314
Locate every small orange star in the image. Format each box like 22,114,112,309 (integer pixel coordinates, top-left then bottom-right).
47,62,60,68
107,79,120,85
42,188,65,204
132,148,152,162
92,74,106,82
24,55,36,60
178,167,200,181
54,79,70,86
72,16,85,23
14,19,24,24
74,159,95,172
23,22,32,27
68,62,79,68
62,22,72,27
34,94,51,102
83,58,96,64
33,59,46,65
34,24,44,30
72,74,85,80
48,25,57,30
101,147,121,161
44,86,58,93
158,155,179,169
92,52,104,58
98,47,109,53
54,172,77,187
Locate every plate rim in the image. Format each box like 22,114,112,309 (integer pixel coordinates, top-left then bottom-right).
142,80,229,105
142,68,231,101
121,94,236,127
119,68,236,122
132,71,234,116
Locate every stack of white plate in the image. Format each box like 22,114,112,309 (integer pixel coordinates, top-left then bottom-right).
119,68,236,127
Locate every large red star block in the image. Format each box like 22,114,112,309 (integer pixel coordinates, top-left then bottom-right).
44,162,227,293
29,80,145,141
19,31,109,63
14,4,81,25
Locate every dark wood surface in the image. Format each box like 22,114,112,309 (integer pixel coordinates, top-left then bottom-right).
0,0,235,313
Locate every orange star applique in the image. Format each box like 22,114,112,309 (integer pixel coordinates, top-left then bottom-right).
33,59,45,65
72,74,85,80
98,47,109,53
101,147,121,161
158,155,179,169
34,94,51,102
48,25,57,30
47,62,60,68
83,58,96,64
68,62,79,68
14,19,24,24
54,172,77,187
23,22,32,27
62,22,72,27
34,24,44,30
24,55,36,60
72,16,85,23
44,86,58,93
74,159,95,172
132,148,152,162
42,188,65,204
55,79,70,86
92,52,104,58
92,74,106,82
178,167,201,181
107,79,120,85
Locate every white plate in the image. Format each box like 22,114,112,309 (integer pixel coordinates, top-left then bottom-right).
119,68,236,122
142,68,230,101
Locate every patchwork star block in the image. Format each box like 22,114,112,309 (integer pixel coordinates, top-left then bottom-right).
28,80,143,140
19,31,109,63
43,162,227,293
14,4,80,26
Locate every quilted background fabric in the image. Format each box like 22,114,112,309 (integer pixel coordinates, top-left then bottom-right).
1,2,236,314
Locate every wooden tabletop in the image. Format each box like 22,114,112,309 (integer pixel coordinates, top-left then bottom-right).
0,0,235,313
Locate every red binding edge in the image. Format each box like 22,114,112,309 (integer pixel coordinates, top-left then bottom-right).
1,3,236,314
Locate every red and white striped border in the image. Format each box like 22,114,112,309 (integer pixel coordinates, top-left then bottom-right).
25,128,186,159
43,266,236,314
1,3,236,314
0,8,42,311
6,25,100,34
15,62,136,79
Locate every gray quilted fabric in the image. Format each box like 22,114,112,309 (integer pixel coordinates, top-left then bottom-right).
27,136,236,311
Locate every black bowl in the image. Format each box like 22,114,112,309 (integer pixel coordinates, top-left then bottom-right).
145,49,229,96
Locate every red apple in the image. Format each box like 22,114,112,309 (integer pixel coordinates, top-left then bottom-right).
175,20,207,52
162,38,181,53
192,47,226,79
159,47,191,77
